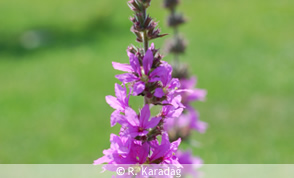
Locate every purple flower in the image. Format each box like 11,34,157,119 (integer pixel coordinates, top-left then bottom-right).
113,47,166,95
105,83,129,112
127,141,150,164
161,105,183,119
154,63,181,99
164,76,207,134
94,134,152,165
149,132,181,165
179,76,206,106
177,150,203,176
153,62,191,108
105,83,130,126
177,150,203,165
186,106,207,133
119,105,162,137
93,134,132,165
164,106,207,134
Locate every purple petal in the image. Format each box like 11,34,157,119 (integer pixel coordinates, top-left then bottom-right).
164,138,181,160
149,139,160,148
129,141,149,164
125,107,139,126
150,144,169,161
129,53,141,76
149,43,155,50
161,132,170,145
132,81,145,96
110,110,126,127
105,95,123,110
168,78,181,89
143,50,153,75
169,108,184,118
137,142,150,164
149,66,166,81
187,89,207,102
188,107,207,133
157,64,172,86
154,88,165,98
175,89,194,95
140,104,151,128
112,62,133,72
115,73,138,83
145,116,162,129
163,117,175,131
192,120,208,133
93,155,112,165
170,138,181,152
177,113,190,128
150,134,170,161
148,76,161,83
169,95,184,108
109,133,118,142
114,83,126,102
180,76,197,89
110,134,122,150
125,126,148,137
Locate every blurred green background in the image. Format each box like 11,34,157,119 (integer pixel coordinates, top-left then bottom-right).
0,0,293,164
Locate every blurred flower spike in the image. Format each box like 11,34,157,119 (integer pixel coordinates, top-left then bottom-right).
163,0,208,170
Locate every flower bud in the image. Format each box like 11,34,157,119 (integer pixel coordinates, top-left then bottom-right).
165,37,186,54
171,61,189,79
168,13,186,27
163,0,179,9
128,0,141,12
127,45,138,55
139,0,152,8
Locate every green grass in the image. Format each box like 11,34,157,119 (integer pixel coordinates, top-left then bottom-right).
0,0,293,163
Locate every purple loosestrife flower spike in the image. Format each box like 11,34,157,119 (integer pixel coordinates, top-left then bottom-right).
94,0,185,167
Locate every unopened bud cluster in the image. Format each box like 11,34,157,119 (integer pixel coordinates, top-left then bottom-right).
129,0,167,43
164,0,186,55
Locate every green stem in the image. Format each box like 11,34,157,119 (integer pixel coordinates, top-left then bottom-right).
142,7,149,53
141,7,149,105
143,30,149,53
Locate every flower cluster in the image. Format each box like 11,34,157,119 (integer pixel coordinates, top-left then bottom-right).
94,0,189,167
94,43,187,165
